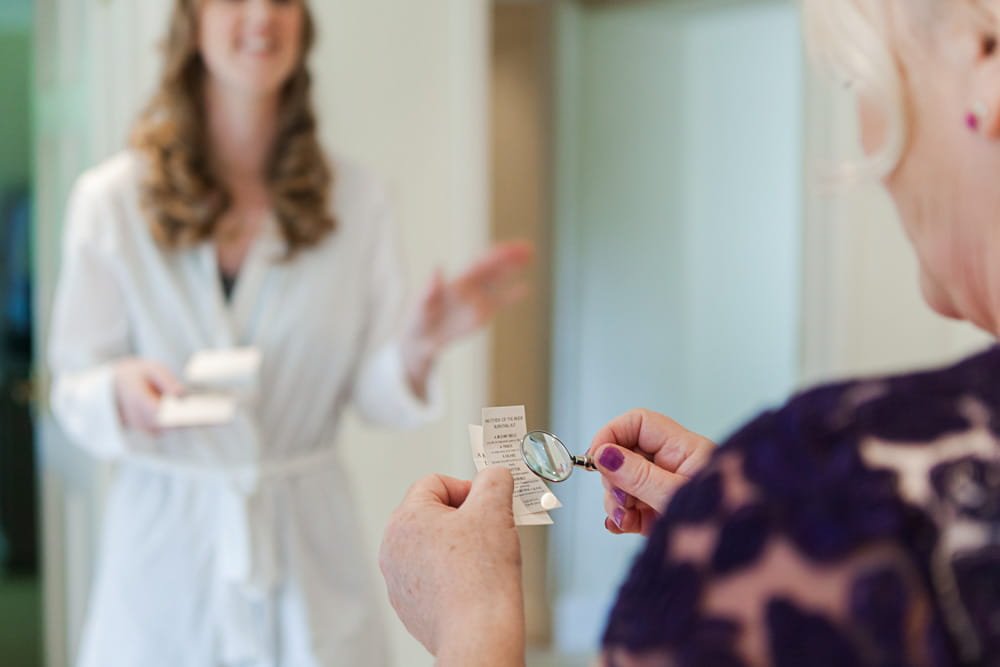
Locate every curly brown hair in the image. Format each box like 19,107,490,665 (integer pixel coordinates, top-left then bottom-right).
131,0,335,256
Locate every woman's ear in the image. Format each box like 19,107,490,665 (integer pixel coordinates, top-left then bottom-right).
966,32,1000,137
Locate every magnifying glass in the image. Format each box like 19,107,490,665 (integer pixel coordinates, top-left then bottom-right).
521,430,597,483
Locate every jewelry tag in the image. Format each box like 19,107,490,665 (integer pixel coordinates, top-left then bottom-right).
184,347,261,389
157,394,237,428
468,405,561,525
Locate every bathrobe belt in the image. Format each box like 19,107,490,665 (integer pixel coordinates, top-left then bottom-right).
120,447,342,663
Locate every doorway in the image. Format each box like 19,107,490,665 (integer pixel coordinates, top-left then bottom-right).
491,0,804,661
549,0,804,655
0,1,41,666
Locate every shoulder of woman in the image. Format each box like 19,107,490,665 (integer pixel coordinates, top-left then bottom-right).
65,150,145,247
72,150,143,202
725,345,1000,454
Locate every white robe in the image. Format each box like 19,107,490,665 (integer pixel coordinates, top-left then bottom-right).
49,151,440,667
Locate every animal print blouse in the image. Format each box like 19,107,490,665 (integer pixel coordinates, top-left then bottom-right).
603,346,1000,667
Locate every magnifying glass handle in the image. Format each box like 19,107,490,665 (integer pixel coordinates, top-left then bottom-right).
571,454,597,471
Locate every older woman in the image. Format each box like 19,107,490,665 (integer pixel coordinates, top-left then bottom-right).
379,0,1000,665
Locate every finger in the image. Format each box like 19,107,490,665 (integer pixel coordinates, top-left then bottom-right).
457,241,534,286
133,391,163,434
604,516,624,535
472,283,531,327
638,507,661,537
612,507,644,533
600,472,641,501
588,408,682,455
589,408,714,477
655,438,715,479
144,363,184,397
132,376,163,416
602,483,634,510
594,444,687,512
602,485,643,531
420,269,447,309
488,282,530,310
495,238,535,261
461,467,514,513
403,474,474,509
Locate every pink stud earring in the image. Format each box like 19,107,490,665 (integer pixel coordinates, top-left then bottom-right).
967,102,988,131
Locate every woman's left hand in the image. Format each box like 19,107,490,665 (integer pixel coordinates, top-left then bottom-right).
379,467,525,665
589,409,716,536
401,240,534,395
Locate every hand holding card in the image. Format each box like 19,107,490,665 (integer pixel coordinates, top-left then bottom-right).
155,347,261,429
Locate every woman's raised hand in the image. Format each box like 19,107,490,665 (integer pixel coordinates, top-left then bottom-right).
401,240,534,395
589,409,716,536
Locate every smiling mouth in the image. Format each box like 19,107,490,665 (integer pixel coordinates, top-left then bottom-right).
242,36,277,56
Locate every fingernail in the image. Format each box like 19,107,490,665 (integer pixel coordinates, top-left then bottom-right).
612,487,629,506
599,447,624,472
613,507,625,529
604,517,616,532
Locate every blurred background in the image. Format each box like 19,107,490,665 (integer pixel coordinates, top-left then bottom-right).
0,0,991,666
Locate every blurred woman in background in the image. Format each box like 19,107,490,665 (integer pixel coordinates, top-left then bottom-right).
48,1,530,665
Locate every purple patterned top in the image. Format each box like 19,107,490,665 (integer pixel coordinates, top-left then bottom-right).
603,345,1000,667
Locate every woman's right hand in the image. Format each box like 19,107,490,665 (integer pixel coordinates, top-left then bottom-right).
113,359,184,434
588,409,716,536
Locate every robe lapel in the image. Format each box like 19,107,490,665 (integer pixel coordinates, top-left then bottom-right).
196,242,238,348
229,216,284,345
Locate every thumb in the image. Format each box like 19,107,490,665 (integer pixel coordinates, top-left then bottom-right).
145,363,184,397
462,466,515,513
594,444,687,512
423,268,446,303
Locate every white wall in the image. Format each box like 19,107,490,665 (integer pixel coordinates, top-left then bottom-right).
799,74,993,383
34,2,491,666
550,0,802,653
309,2,491,665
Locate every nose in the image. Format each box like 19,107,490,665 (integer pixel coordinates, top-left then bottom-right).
245,0,278,25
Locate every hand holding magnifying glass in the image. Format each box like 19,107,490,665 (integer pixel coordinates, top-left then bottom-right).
522,413,716,533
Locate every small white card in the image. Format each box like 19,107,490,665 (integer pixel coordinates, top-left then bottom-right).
184,347,261,387
156,394,237,428
469,425,554,526
469,405,561,526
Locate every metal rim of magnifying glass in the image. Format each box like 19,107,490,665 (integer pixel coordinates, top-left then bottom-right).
521,430,575,483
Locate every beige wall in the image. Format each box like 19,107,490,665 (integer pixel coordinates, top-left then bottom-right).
311,2,491,665
491,2,555,647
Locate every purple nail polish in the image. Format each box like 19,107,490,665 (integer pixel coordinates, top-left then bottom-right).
612,487,629,506
967,112,980,131
599,447,624,471
613,507,625,529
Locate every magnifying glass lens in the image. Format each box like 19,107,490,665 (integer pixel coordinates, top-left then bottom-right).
522,431,574,482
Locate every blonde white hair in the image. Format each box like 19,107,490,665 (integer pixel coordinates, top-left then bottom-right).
801,0,908,179
802,0,998,178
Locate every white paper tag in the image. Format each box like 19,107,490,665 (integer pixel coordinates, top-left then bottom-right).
156,394,237,428
468,425,554,526
469,405,562,525
184,347,261,388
